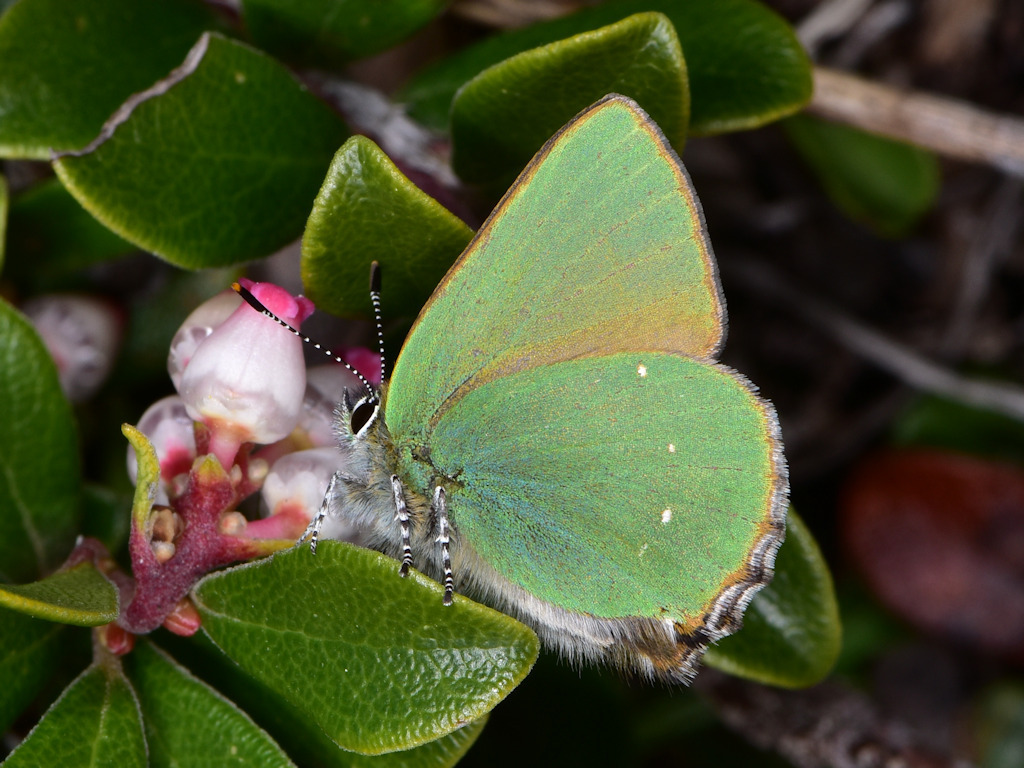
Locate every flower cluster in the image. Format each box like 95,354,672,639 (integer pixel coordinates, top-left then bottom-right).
107,280,377,648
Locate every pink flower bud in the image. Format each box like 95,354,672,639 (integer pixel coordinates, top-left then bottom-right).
162,598,201,636
177,281,314,469
22,294,122,402
261,447,362,543
127,396,197,504
344,346,383,387
300,364,362,447
167,289,242,390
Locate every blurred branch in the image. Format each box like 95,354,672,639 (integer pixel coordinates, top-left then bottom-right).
940,178,1023,356
728,258,1024,423
809,67,1024,177
451,0,582,28
697,671,972,768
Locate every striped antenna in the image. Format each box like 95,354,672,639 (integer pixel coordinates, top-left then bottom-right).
231,281,378,400
368,261,386,384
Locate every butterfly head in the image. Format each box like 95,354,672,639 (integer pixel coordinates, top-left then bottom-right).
339,384,384,440
334,380,393,467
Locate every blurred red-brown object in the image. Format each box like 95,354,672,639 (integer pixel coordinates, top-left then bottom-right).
843,449,1024,661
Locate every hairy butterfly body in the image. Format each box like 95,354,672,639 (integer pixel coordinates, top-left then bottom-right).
310,94,787,683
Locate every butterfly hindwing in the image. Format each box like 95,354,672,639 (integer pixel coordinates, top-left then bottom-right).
408,351,783,634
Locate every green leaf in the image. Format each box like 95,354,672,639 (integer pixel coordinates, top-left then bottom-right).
704,509,841,688
450,12,687,185
155,632,487,768
4,179,135,292
122,424,160,533
125,641,296,768
80,484,132,555
242,0,450,66
302,136,473,319
975,683,1024,768
0,298,80,583
54,32,348,269
192,542,538,755
0,561,118,626
0,173,7,269
401,0,811,136
0,0,218,159
122,266,243,374
892,394,1024,467
0,609,64,734
2,661,146,767
784,114,939,237
340,719,487,767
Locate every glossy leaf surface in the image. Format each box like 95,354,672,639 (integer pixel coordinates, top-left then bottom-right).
2,662,146,767
704,509,841,687
126,641,296,768
302,136,473,319
158,631,488,768
401,0,811,136
54,33,348,268
242,0,449,66
0,561,118,626
192,543,538,755
450,12,688,184
0,0,217,158
0,610,64,734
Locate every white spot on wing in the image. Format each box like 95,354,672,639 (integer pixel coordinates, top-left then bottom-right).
661,508,672,524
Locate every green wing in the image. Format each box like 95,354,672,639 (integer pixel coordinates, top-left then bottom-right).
419,352,783,627
386,95,723,444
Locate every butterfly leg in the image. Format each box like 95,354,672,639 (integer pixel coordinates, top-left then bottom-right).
432,486,455,606
391,475,414,577
302,471,342,554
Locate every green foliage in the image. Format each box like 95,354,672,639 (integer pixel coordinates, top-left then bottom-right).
401,0,811,135
3,662,147,767
54,33,348,268
450,12,688,185
0,0,848,764
0,299,80,583
893,394,1024,465
193,544,538,754
302,136,474,319
126,641,297,768
5,180,135,293
0,562,118,626
242,0,450,66
705,509,841,687
0,611,65,734
784,114,939,236
0,0,219,159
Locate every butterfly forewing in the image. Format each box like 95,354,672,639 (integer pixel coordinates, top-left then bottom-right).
386,96,724,445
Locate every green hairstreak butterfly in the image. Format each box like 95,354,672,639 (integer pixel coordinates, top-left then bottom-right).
246,93,787,683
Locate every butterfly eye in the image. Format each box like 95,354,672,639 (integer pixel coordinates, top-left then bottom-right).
350,396,379,436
